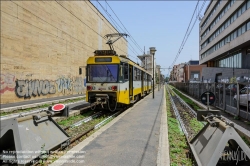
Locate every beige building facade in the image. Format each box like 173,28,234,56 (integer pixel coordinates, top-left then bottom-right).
1,1,128,104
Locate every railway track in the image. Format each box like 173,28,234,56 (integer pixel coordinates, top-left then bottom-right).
32,108,125,166
32,98,139,165
0,100,86,120
167,85,204,139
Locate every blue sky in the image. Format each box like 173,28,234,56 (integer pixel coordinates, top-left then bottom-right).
92,1,209,76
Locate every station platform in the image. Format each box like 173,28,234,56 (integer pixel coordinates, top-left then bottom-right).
51,87,169,166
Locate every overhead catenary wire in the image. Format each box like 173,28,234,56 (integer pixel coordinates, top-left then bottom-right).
184,1,207,45
95,0,143,62
170,0,200,68
56,0,135,60
105,0,144,54
96,1,142,60
86,0,134,59
170,0,207,69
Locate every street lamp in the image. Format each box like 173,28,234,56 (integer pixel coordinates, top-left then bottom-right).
150,47,157,99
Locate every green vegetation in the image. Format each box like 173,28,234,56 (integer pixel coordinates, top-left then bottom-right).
166,90,192,166
0,97,86,117
234,116,240,120
172,88,202,111
189,119,204,134
57,109,94,127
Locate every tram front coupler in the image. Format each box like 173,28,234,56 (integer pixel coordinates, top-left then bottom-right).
95,94,109,108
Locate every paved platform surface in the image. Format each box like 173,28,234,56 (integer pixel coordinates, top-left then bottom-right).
52,88,168,166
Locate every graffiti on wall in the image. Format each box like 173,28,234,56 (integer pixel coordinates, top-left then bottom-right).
16,80,56,98
0,73,16,94
56,77,73,95
1,72,86,99
55,76,85,95
74,77,85,94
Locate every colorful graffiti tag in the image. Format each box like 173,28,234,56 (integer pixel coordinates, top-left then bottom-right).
1,72,86,100
0,73,16,94
16,80,56,98
56,77,73,95
14,76,85,98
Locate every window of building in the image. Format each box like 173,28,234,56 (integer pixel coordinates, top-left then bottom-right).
233,12,237,21
247,21,250,30
248,0,250,9
242,3,246,13
231,0,234,6
233,30,237,39
242,24,246,34
239,53,242,68
221,40,225,47
221,24,225,31
229,56,232,68
201,18,250,60
231,15,234,23
238,7,242,17
234,54,237,68
230,32,234,40
226,35,231,43
238,27,242,36
236,54,239,68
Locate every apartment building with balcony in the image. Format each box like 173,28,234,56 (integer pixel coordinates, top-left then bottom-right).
137,51,156,84
169,65,178,81
199,0,250,83
176,63,185,82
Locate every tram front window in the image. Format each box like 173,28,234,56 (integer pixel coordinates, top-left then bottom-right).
88,64,118,83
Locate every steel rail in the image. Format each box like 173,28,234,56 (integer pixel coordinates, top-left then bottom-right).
171,88,197,117
94,110,123,129
63,111,103,130
170,87,207,126
167,85,201,165
166,86,189,137
32,93,147,166
0,100,86,120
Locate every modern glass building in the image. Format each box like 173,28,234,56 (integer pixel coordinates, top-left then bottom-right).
199,0,250,82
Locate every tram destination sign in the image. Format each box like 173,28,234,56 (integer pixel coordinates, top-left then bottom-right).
200,91,216,105
94,50,116,56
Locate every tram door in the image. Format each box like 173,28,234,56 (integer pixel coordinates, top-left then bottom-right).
141,72,144,95
129,65,133,97
146,74,149,92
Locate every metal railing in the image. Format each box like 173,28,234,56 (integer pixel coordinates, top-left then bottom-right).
169,82,250,121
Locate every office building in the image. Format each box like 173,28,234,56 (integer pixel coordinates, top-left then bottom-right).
199,0,250,82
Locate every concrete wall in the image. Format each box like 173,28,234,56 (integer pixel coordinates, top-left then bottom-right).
0,1,128,104
201,67,250,83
